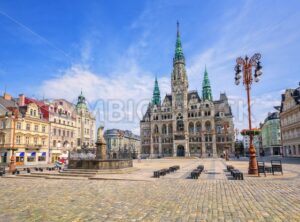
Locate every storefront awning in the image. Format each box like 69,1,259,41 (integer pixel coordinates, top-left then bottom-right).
39,152,46,157
16,152,25,157
27,152,36,157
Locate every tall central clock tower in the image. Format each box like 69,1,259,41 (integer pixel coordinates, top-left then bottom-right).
171,22,189,156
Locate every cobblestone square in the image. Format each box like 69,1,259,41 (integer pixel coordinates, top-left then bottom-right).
0,158,300,222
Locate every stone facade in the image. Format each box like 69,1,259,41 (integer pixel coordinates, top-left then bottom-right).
280,83,300,157
75,92,96,149
104,129,140,158
140,23,234,158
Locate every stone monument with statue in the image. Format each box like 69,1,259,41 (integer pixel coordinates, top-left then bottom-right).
68,126,133,170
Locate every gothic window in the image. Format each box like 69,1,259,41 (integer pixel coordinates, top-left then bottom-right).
168,124,173,134
189,122,194,133
177,119,184,131
162,124,167,134
196,122,201,132
216,126,222,134
205,121,211,132
153,125,159,134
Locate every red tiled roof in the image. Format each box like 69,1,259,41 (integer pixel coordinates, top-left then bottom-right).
25,97,49,120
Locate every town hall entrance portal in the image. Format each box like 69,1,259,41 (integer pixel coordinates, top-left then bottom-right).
177,145,185,157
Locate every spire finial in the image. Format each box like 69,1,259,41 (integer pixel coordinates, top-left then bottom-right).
202,66,213,101
173,21,185,64
152,76,161,106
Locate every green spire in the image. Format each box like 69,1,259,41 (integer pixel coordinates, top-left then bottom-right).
152,76,161,106
76,91,88,110
173,21,185,64
202,66,213,101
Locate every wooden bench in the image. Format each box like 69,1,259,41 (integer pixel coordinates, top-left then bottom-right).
191,165,204,179
153,167,174,178
169,166,179,173
197,165,204,171
191,169,202,179
271,160,283,175
231,169,244,180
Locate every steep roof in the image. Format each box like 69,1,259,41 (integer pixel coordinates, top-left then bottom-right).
0,96,18,109
280,84,300,112
25,97,49,120
188,90,201,102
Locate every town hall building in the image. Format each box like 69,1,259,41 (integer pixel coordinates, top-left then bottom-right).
140,23,235,158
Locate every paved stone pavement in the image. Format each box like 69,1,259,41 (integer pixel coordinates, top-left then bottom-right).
0,158,300,222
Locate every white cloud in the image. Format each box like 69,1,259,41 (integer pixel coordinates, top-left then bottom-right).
39,62,171,135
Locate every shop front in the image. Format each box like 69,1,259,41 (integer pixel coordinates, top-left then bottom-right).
0,151,8,164
50,150,61,163
38,152,47,163
16,152,25,166
26,152,36,165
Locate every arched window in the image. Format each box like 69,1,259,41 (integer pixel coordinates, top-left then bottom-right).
153,125,159,134
176,114,184,131
189,122,194,133
205,121,211,132
168,124,173,134
216,125,222,134
196,121,201,132
177,120,184,131
162,124,167,134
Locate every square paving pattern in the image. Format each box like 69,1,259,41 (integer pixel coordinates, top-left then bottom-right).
0,158,300,222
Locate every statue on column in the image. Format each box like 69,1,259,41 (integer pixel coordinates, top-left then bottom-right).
96,126,106,160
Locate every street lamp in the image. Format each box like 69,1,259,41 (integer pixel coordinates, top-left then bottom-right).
6,109,25,173
222,122,229,161
234,53,263,175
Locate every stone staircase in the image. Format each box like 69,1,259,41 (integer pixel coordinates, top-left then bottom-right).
14,167,139,180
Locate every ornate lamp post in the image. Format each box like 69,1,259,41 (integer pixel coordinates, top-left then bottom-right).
5,109,25,173
234,53,262,174
223,122,229,161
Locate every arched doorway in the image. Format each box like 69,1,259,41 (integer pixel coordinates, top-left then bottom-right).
177,145,185,157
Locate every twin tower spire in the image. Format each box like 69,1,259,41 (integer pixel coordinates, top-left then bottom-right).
152,22,213,105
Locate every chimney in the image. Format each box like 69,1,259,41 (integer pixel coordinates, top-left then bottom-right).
19,94,25,106
3,93,12,101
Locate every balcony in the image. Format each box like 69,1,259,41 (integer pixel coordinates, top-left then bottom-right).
25,144,43,150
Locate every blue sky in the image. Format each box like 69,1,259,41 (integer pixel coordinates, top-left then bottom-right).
0,0,300,133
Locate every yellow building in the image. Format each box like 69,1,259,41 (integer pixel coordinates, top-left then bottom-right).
0,93,49,166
